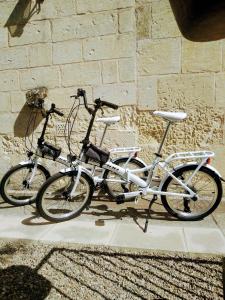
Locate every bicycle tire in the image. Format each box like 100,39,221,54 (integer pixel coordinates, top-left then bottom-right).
0,163,50,206
161,164,222,221
36,171,94,222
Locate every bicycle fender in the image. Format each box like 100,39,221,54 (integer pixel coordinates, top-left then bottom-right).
159,162,222,191
59,166,94,185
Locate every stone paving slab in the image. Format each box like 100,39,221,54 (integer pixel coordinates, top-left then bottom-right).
0,198,225,255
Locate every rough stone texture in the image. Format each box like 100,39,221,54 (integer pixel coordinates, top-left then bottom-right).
136,1,151,40
0,0,225,178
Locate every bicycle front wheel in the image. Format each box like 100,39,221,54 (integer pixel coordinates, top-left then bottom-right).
36,171,94,222
161,165,222,221
0,163,50,206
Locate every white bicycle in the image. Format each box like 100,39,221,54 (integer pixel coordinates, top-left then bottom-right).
36,101,223,225
0,89,148,206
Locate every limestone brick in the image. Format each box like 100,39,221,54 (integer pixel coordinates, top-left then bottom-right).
53,40,82,65
137,76,157,110
9,20,51,46
76,0,135,13
0,28,8,48
152,0,180,39
138,38,181,75
119,9,135,33
0,46,28,70
135,2,151,39
31,0,76,20
215,73,225,108
0,112,17,134
20,66,60,90
0,93,11,112
222,41,225,71
158,74,215,109
182,40,222,73
61,62,101,87
52,13,117,42
83,34,136,61
118,58,136,82
28,43,52,68
0,70,19,91
10,91,26,112
93,83,136,106
101,61,118,84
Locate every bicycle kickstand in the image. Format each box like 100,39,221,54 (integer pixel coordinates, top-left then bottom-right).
143,195,157,233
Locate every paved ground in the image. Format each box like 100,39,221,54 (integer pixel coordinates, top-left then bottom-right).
1,194,225,255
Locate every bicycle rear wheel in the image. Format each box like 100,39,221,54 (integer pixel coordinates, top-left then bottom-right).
161,165,222,221
36,171,94,222
0,163,49,206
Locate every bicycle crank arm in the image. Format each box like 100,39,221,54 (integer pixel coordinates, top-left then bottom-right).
115,191,143,204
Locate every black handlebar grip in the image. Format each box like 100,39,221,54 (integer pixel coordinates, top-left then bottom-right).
53,108,64,116
100,100,119,110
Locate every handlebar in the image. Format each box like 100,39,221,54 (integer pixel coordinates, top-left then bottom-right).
94,99,118,110
70,88,119,115
49,103,64,116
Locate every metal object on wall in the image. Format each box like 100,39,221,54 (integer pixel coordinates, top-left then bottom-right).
169,0,225,41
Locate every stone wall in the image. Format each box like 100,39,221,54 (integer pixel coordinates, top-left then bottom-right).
0,0,224,176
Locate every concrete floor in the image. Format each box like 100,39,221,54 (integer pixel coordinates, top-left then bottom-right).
1,195,225,255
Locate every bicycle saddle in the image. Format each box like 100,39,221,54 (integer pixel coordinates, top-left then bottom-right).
96,116,120,125
153,111,187,122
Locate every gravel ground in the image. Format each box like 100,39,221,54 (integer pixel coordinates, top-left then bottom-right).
0,239,224,300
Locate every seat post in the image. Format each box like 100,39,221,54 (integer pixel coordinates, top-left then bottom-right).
156,121,171,156
99,124,108,147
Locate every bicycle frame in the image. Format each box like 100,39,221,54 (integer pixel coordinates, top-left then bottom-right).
101,150,216,200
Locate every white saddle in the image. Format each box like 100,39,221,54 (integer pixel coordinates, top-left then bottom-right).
153,111,187,122
96,116,120,125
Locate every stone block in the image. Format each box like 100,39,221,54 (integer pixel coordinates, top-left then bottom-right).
119,58,136,82
152,0,180,39
138,38,181,75
0,112,17,134
0,70,19,91
53,40,82,65
0,46,28,70
61,62,101,87
119,8,135,33
83,33,136,61
52,13,117,42
10,91,26,112
223,41,225,71
135,2,151,40
0,28,8,48
215,73,225,108
9,21,51,46
28,43,52,67
101,60,118,84
31,0,75,20
0,92,11,112
20,66,60,90
158,74,215,109
137,76,157,110
182,40,222,73
76,0,135,13
93,83,136,106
